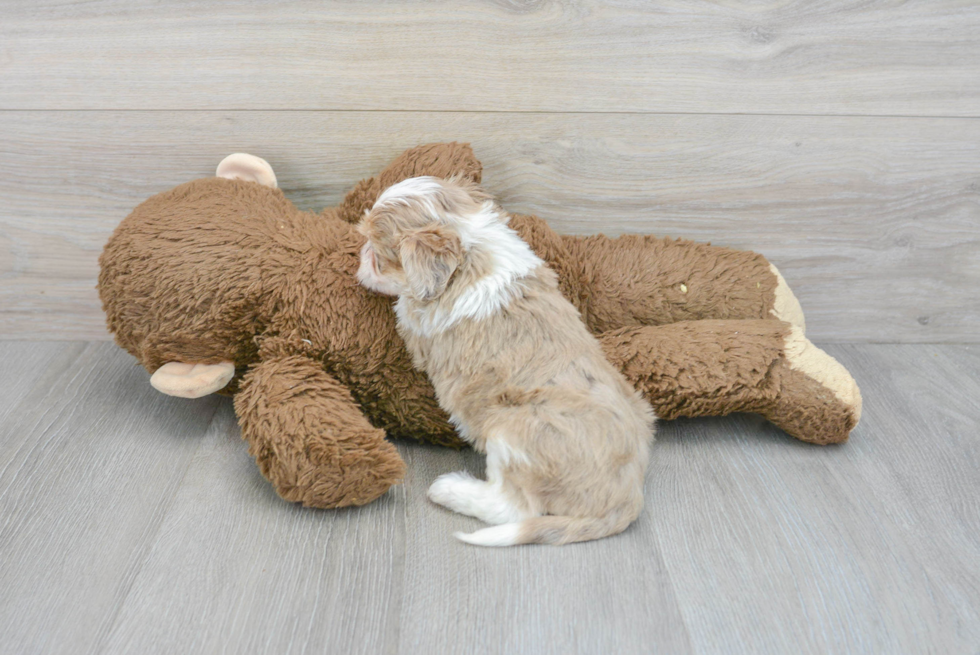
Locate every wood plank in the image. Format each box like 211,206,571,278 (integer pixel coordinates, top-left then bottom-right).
2,111,977,342
1,1,978,115
0,342,86,425
646,343,980,653
396,443,693,654
0,343,222,655
99,403,406,655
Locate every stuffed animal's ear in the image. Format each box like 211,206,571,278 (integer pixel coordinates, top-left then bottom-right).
400,227,461,301
216,153,278,188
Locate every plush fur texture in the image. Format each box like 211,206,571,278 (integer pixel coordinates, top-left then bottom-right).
359,177,656,546
98,143,862,509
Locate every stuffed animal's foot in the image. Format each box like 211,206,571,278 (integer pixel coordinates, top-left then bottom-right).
762,326,862,445
150,361,235,398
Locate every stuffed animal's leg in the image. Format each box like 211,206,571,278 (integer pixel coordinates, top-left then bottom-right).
234,352,405,508
599,319,861,445
558,232,804,333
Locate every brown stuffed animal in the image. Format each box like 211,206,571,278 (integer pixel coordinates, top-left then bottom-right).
98,143,862,508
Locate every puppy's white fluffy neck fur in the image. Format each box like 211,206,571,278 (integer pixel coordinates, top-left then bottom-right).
395,206,543,337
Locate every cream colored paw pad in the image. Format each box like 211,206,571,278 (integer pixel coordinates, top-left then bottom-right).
769,264,806,332
150,361,236,399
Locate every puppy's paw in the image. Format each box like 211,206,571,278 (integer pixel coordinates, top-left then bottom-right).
427,471,477,508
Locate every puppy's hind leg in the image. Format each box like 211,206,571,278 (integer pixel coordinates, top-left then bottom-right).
427,472,525,525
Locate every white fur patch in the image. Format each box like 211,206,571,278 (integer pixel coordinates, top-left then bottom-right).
374,177,543,336
394,209,543,337
448,212,543,324
454,524,521,547
486,440,530,471
377,176,444,205
427,471,524,525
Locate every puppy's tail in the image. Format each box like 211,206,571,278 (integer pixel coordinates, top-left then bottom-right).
454,513,632,547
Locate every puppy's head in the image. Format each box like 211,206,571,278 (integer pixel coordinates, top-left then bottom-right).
357,176,492,301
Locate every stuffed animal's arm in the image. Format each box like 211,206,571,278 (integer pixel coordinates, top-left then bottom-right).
558,232,805,333
336,142,483,223
598,319,861,445
234,349,405,508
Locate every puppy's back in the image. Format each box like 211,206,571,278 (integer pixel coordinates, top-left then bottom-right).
432,269,656,545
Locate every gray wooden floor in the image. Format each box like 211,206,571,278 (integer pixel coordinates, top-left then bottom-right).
1,341,978,654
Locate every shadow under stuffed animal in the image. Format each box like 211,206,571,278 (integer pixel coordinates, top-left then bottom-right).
99,143,862,508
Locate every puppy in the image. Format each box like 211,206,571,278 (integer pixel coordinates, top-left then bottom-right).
357,177,655,546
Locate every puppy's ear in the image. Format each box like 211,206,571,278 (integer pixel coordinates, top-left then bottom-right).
400,227,461,301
